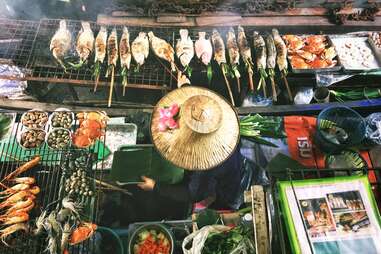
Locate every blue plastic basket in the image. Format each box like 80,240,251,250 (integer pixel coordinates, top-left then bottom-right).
315,106,365,153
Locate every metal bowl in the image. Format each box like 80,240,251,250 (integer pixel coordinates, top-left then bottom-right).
128,223,174,254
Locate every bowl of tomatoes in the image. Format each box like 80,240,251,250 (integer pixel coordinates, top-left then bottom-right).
129,224,174,254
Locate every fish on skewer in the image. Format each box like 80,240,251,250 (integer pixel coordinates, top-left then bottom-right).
106,28,118,107
148,31,176,72
194,31,213,84
272,28,293,102
226,27,241,93
50,20,71,70
237,26,255,92
70,21,94,68
93,26,107,92
131,32,149,70
176,29,194,77
148,31,187,87
211,29,235,106
253,31,268,97
265,34,278,102
119,27,132,96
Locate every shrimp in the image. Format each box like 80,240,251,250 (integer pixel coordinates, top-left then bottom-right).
0,211,29,225
0,223,28,246
4,197,34,214
9,177,35,185
61,222,72,253
0,184,30,197
28,186,40,195
0,191,34,209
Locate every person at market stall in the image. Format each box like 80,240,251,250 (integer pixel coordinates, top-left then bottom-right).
100,86,246,226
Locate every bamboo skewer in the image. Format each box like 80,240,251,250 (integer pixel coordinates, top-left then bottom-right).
94,74,100,92
221,65,235,106
236,77,241,93
270,76,277,102
282,72,293,102
248,68,254,92
122,72,128,96
108,66,115,107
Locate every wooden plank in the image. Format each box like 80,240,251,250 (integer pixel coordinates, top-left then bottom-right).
252,185,269,254
195,15,242,26
0,99,153,116
157,14,187,23
97,14,196,27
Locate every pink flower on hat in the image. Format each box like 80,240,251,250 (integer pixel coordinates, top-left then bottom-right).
158,103,180,132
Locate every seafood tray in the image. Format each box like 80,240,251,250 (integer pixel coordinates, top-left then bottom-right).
284,34,342,74
0,111,107,254
329,35,381,72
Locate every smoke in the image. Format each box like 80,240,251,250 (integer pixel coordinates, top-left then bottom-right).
0,0,44,20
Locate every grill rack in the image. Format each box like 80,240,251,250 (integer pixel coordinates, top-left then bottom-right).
269,167,381,254
0,111,106,254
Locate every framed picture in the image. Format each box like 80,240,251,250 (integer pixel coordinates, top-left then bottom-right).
278,175,381,254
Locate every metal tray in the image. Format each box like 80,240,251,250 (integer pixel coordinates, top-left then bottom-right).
329,35,381,73
287,35,343,74
368,37,381,65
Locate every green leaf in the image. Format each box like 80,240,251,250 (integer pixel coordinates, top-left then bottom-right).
207,64,213,85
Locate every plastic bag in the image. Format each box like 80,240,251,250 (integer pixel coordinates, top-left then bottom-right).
0,64,28,99
182,225,231,254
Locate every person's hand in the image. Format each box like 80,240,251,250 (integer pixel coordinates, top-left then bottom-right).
137,176,156,191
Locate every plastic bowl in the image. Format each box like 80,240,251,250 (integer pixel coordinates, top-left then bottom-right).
128,224,174,254
48,108,75,129
18,128,46,150
46,128,72,150
21,109,49,130
315,106,365,153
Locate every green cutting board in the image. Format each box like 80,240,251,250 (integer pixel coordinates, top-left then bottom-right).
110,144,184,184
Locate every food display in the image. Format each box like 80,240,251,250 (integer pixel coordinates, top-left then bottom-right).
46,128,71,149
63,153,94,198
330,36,380,70
50,110,74,129
283,35,338,70
21,111,48,129
19,129,46,149
0,157,40,244
133,229,171,254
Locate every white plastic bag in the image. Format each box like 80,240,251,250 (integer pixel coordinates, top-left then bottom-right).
182,225,230,254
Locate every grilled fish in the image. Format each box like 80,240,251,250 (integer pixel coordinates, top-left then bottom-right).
176,29,194,68
265,34,277,101
194,32,213,66
237,26,254,91
107,28,118,67
131,32,149,67
119,27,131,70
76,21,94,64
94,26,107,64
148,31,176,72
272,29,288,73
253,31,266,70
237,26,252,65
50,20,71,69
211,29,226,65
226,27,240,66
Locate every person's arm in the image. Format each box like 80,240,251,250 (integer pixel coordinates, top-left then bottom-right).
138,176,191,203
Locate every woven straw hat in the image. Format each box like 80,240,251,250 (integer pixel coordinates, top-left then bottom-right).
151,86,240,171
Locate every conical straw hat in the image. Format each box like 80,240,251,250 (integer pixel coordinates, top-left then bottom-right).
151,86,240,170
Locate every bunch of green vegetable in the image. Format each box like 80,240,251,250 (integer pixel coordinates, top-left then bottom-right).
330,87,381,102
240,114,285,147
0,113,14,141
202,225,255,254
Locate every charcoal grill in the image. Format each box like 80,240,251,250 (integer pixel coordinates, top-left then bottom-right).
0,111,107,254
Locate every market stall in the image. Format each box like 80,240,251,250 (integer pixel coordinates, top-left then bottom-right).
1,1,381,254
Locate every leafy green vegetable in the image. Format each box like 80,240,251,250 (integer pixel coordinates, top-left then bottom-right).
0,114,13,140
202,225,255,254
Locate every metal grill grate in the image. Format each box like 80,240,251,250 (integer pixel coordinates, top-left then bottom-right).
0,111,106,254
30,19,176,90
